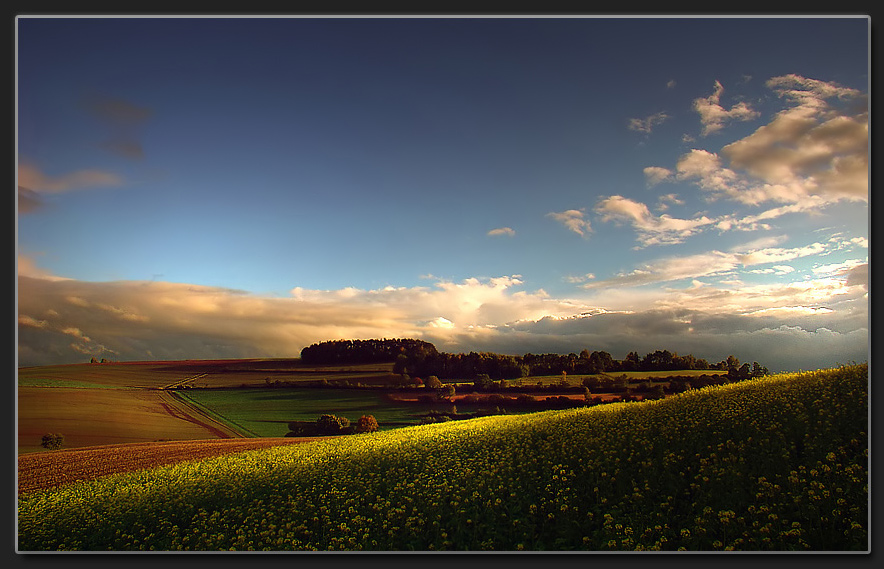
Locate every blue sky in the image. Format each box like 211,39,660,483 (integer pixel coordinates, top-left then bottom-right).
17,16,869,371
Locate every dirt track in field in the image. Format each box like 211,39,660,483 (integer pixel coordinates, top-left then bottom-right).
17,437,333,495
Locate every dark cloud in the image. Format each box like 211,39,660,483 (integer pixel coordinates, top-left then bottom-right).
845,263,868,290
83,94,152,125
82,94,152,160
17,186,43,214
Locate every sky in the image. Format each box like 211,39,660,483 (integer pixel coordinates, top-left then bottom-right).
16,16,869,372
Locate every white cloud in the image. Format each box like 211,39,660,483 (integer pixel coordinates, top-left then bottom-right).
693,80,760,136
17,256,867,372
643,166,674,186
594,195,716,247
721,76,868,203
655,193,685,211
644,75,868,213
628,111,669,134
547,209,592,237
487,227,515,237
582,240,835,290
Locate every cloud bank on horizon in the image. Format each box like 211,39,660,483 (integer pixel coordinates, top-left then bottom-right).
17,17,868,372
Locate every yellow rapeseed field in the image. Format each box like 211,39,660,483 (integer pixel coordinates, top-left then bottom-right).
17,364,867,552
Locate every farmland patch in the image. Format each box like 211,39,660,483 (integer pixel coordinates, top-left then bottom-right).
17,387,241,453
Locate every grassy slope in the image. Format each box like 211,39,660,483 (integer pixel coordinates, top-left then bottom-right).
18,365,868,552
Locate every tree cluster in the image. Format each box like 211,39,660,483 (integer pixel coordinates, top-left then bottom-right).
300,338,437,365
285,414,378,437
300,338,769,382
400,347,765,379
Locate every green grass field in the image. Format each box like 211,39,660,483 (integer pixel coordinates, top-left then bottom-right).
176,388,498,436
18,364,868,552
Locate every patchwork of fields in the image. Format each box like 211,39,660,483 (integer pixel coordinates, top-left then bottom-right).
19,359,681,451
17,364,868,552
17,359,401,452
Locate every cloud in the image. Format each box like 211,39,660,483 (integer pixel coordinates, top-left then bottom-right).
628,111,669,134
83,94,153,125
657,74,867,211
18,163,123,194
17,186,43,214
655,193,684,211
581,240,837,290
82,94,152,160
643,166,674,186
594,195,716,247
18,163,123,213
17,263,577,366
17,256,866,372
720,75,868,203
547,209,592,237
487,227,515,237
693,80,760,136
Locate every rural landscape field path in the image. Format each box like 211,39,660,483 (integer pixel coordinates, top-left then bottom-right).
17,437,329,494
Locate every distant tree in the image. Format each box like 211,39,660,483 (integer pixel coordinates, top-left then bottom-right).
316,414,350,435
425,376,442,390
90,357,98,364
622,351,641,372
589,351,614,373
751,362,769,377
441,384,456,400
354,415,379,434
41,433,64,450
474,374,494,391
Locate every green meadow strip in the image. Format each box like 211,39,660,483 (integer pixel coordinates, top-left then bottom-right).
18,365,868,552
170,391,259,438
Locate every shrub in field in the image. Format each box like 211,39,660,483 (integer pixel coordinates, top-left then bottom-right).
354,415,379,434
316,414,350,435
40,433,64,450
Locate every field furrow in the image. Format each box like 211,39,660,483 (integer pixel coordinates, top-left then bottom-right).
17,437,330,494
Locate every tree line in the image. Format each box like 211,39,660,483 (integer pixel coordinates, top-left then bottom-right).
300,338,438,365
300,339,768,381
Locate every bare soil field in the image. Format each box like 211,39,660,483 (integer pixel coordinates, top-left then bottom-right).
17,437,328,495
17,387,243,453
18,359,396,389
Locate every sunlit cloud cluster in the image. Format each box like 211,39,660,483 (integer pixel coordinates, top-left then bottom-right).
547,209,592,237
674,75,867,208
693,80,760,136
594,195,717,247
18,248,867,372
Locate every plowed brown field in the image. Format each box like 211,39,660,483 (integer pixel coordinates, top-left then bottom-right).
17,437,333,495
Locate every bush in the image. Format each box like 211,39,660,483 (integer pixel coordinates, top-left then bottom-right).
424,376,442,389
41,433,64,450
354,415,379,434
316,414,350,435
